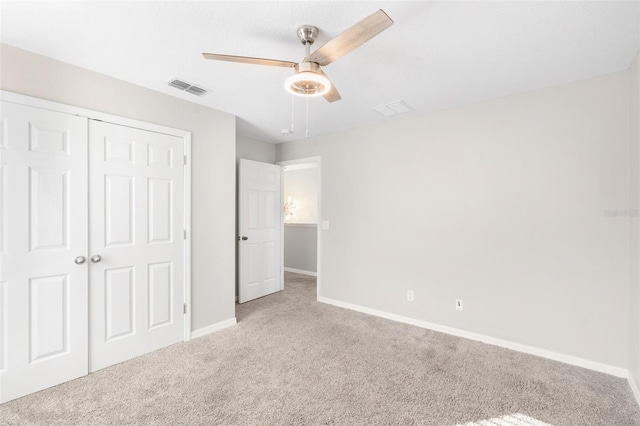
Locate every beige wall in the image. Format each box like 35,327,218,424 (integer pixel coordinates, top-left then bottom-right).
278,70,631,370
0,44,237,331
236,136,276,164
284,167,319,225
630,51,640,387
284,226,317,273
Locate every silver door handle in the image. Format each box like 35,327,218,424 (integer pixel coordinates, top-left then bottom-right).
90,254,102,263
74,256,86,265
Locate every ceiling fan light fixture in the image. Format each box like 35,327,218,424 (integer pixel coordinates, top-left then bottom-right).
285,62,331,97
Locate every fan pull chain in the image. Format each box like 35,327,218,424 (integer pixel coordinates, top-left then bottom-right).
290,95,295,133
306,96,309,138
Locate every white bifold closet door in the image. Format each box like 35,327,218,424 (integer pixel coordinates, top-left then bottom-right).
0,102,89,403
88,120,185,372
0,102,186,403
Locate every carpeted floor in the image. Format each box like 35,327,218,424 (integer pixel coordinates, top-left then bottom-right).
2,272,639,425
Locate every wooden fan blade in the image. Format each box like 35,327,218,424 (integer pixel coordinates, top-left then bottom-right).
307,9,393,67
202,53,297,68
319,69,341,103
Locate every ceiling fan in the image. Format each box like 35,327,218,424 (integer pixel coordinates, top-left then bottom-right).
202,9,393,103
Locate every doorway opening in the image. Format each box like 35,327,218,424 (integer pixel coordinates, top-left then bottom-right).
278,157,322,299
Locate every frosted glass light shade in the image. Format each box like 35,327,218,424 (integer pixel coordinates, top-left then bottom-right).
285,71,331,97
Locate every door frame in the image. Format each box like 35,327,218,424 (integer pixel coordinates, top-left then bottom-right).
277,156,322,299
0,90,193,341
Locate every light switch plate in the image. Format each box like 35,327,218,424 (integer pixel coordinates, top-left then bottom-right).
321,220,330,230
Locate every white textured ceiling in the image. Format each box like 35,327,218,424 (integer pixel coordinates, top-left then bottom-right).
1,1,639,143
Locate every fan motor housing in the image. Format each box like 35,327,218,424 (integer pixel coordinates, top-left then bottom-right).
295,62,321,74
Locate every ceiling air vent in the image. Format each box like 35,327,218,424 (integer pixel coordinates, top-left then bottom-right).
167,78,208,96
371,100,414,118
185,86,207,96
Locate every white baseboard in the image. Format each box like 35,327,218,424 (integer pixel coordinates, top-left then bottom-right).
318,296,627,378
191,317,237,339
629,375,640,407
284,267,317,277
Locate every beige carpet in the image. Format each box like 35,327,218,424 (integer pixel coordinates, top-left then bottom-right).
2,272,639,425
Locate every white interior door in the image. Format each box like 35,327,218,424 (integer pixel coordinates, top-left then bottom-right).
238,159,282,303
88,120,185,372
0,102,88,403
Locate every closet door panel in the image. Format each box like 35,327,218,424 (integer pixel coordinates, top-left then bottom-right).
0,102,88,403
89,120,184,372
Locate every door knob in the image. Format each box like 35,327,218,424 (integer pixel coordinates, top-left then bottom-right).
74,256,86,265
90,254,102,263
241,236,248,241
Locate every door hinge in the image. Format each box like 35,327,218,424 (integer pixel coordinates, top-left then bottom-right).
183,303,187,314
183,155,187,166
183,229,187,240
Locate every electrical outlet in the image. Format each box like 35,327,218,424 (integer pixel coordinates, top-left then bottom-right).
407,290,414,302
456,299,463,311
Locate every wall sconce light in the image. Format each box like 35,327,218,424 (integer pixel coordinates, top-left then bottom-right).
284,196,298,220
